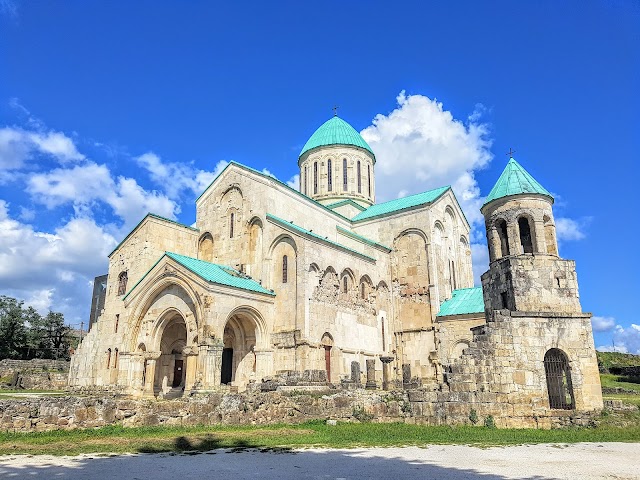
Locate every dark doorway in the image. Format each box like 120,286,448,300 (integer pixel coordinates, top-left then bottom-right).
172,359,184,388
544,348,575,410
221,348,234,384
324,346,332,382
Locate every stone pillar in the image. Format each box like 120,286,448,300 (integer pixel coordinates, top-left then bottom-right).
402,364,411,385
254,348,273,381
350,361,361,385
200,343,224,390
365,359,377,390
488,227,499,262
507,222,520,255
142,352,161,397
533,219,546,254
183,346,199,393
380,356,394,391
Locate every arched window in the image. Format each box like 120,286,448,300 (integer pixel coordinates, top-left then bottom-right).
367,164,371,196
230,212,234,238
343,276,348,293
357,161,362,193
327,159,332,192
343,159,348,191
282,255,288,283
303,166,308,195
544,349,575,410
496,219,510,258
313,161,318,194
117,271,128,296
106,348,111,369
360,282,366,299
113,348,118,369
381,317,386,351
518,217,534,254
114,314,119,333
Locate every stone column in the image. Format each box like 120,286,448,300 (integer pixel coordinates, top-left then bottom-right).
365,359,377,390
533,219,546,254
254,348,273,381
380,356,394,391
351,361,361,385
142,352,161,397
507,222,520,255
488,227,499,262
183,346,199,393
200,343,224,390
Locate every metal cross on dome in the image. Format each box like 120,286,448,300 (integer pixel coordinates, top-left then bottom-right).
332,105,339,116
506,147,516,158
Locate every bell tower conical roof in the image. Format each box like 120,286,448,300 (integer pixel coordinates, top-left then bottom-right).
483,157,552,207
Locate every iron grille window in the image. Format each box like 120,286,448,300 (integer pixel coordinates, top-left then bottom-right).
327,159,332,192
314,162,318,194
357,161,362,193
230,213,234,238
367,164,371,196
282,255,288,283
544,349,575,410
304,166,307,194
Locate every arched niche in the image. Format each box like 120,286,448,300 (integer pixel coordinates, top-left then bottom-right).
198,232,214,262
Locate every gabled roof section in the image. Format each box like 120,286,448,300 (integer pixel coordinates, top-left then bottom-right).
336,226,391,252
326,199,367,212
195,161,351,223
299,116,375,159
123,252,275,300
266,213,376,262
436,287,485,317
108,213,199,258
352,186,451,222
483,158,553,206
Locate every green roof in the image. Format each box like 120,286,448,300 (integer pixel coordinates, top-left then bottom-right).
483,158,553,206
352,186,451,222
336,226,391,252
299,116,375,159
326,199,367,212
436,287,485,317
266,213,376,262
123,252,274,300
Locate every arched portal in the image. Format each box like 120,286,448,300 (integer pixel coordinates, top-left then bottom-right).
154,314,188,393
544,348,575,410
221,310,263,389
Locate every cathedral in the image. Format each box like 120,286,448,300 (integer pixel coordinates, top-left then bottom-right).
69,114,602,421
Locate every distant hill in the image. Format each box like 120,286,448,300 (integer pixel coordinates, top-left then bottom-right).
597,351,640,371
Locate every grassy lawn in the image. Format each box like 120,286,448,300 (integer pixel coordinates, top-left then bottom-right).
600,374,640,393
1,418,640,456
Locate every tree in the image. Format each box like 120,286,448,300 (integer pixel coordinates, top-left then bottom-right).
0,296,29,359
29,311,71,360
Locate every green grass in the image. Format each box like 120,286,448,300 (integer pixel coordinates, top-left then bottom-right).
597,351,640,369
600,374,640,393
1,419,640,456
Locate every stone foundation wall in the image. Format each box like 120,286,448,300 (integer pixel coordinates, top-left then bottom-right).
0,359,69,390
0,388,599,433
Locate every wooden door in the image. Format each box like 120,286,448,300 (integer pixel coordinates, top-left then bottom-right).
324,346,331,382
172,359,183,387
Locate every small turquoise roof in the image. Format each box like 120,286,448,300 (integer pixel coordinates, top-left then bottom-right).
352,185,450,222
437,287,485,317
123,252,274,299
483,158,553,207
299,116,375,159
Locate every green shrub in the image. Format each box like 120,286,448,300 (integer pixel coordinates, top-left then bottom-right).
484,415,496,428
469,409,479,425
352,406,374,423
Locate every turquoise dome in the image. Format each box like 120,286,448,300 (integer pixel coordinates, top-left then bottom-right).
299,116,375,159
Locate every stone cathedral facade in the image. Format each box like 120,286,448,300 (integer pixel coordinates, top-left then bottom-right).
69,115,602,424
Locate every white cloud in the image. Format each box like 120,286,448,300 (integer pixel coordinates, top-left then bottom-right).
287,174,300,190
0,200,118,325
597,323,640,355
591,316,616,332
0,126,84,171
361,92,493,229
471,243,489,285
136,152,228,200
27,161,179,228
555,217,589,242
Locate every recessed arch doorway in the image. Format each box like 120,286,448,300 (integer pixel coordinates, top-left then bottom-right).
154,314,188,394
221,308,264,390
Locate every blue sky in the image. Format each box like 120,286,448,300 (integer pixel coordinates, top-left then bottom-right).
0,1,638,352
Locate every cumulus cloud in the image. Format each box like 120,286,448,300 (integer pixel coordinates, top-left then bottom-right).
0,126,84,171
361,91,493,228
471,243,490,285
556,217,589,242
598,323,640,355
136,152,228,200
287,174,300,190
0,200,117,324
591,316,616,332
27,161,178,228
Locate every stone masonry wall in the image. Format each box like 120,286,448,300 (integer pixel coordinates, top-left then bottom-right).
0,388,598,433
0,359,69,390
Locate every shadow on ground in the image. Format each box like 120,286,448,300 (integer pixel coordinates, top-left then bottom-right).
0,437,562,480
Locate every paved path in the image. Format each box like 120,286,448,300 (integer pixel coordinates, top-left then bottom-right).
0,443,638,479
